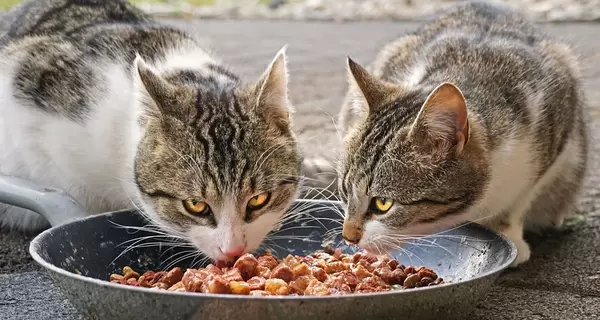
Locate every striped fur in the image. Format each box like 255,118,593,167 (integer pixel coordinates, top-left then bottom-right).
325,1,588,267
0,0,301,262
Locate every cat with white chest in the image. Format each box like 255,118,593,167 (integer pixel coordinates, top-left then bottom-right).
0,0,302,263
305,2,590,267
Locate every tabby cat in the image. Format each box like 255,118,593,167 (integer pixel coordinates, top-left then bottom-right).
0,0,301,262
312,2,589,267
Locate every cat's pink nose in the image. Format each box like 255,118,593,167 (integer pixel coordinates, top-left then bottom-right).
222,246,245,258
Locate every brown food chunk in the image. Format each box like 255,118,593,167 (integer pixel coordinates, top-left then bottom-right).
356,260,375,272
403,273,421,289
159,267,184,287
265,278,289,295
167,281,186,292
233,253,259,281
417,268,438,281
310,266,328,282
249,290,272,296
289,275,314,294
351,264,373,279
363,276,390,289
257,255,279,270
247,276,266,291
324,261,347,274
182,269,209,292
333,248,343,259
230,281,252,295
420,277,434,286
387,259,400,270
325,271,359,291
300,255,315,264
282,255,301,268
404,266,416,275
304,279,331,296
256,266,271,278
153,282,169,289
271,264,294,282
205,264,223,275
387,269,407,285
109,274,124,282
110,247,442,295
207,275,231,294
292,263,311,279
361,253,378,264
222,269,244,282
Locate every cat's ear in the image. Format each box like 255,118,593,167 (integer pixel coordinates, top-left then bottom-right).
254,45,292,125
346,57,397,117
409,82,470,156
133,54,178,116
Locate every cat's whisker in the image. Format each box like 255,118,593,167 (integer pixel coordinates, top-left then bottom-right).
387,232,495,243
262,239,288,253
377,237,426,266
380,235,460,258
158,248,198,268
372,239,385,256
161,251,202,271
192,255,212,269
268,225,320,235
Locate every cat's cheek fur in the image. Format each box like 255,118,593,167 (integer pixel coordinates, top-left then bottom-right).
244,210,283,254
187,224,230,261
359,220,389,251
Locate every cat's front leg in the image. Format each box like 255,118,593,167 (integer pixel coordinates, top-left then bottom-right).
482,208,532,268
499,222,531,268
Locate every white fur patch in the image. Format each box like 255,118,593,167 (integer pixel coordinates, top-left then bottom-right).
468,135,537,221
0,58,141,230
402,61,426,88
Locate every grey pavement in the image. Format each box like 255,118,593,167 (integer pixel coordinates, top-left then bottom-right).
1,19,600,320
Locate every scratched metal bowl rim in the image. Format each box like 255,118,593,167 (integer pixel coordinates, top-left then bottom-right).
29,199,517,301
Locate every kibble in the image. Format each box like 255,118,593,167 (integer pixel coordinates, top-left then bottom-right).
109,247,446,295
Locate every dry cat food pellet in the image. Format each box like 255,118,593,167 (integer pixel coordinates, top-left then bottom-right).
109,247,444,295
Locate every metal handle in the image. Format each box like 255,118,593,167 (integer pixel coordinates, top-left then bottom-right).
0,174,88,227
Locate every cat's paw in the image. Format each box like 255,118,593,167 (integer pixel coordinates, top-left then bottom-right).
510,239,531,268
502,227,531,268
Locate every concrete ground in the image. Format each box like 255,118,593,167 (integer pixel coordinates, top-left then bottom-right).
0,19,599,320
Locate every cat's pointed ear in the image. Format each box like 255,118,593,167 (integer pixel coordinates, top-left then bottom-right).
346,57,397,116
254,45,292,125
133,54,177,115
409,82,470,156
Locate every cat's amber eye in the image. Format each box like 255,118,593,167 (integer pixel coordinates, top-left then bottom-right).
247,192,271,210
183,199,211,216
372,197,394,213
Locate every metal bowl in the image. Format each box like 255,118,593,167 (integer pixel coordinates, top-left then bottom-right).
0,175,516,320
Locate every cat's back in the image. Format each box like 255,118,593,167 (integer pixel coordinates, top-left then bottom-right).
377,2,582,132
0,0,149,45
417,1,543,44
0,0,202,122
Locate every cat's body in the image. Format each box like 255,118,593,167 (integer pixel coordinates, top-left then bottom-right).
325,2,589,267
0,0,301,262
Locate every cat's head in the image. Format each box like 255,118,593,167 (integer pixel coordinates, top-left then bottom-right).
338,58,490,254
131,47,301,262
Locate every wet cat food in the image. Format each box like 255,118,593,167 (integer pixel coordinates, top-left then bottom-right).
109,247,444,295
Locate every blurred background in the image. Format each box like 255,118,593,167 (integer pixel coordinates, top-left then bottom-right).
0,0,597,22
